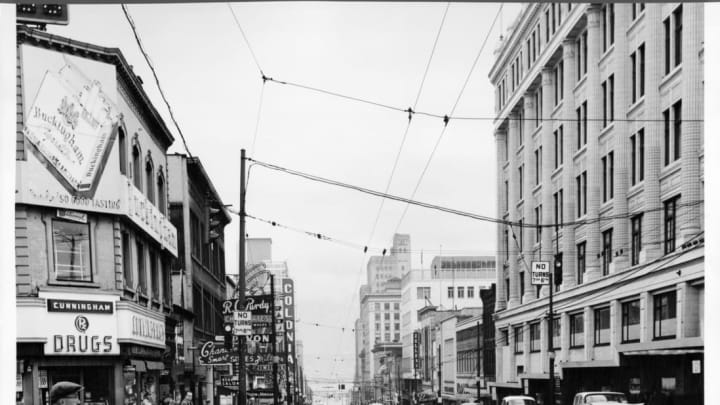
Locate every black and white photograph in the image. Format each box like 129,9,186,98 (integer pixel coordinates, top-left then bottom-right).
0,2,716,405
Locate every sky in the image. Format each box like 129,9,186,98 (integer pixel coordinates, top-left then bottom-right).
34,1,514,385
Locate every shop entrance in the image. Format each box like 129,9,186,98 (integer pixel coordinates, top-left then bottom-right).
44,366,113,405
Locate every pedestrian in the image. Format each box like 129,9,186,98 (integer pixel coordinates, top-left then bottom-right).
180,391,194,405
142,391,153,405
162,393,175,405
49,381,84,405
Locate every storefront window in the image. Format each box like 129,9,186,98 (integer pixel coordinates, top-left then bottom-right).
46,366,112,405
622,300,641,343
53,220,92,282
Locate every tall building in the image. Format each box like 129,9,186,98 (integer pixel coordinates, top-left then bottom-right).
399,257,495,397
367,234,411,291
167,154,232,404
490,4,703,404
15,26,178,405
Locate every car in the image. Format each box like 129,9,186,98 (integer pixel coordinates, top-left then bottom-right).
572,392,629,404
500,396,537,405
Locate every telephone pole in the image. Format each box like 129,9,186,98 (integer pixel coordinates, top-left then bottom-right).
475,321,481,404
239,148,247,405
271,274,280,405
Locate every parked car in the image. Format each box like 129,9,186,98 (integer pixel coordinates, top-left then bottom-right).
500,396,536,405
572,392,629,404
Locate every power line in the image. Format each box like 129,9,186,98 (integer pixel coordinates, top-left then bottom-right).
245,156,704,230
391,3,504,233
226,3,264,77
121,5,193,158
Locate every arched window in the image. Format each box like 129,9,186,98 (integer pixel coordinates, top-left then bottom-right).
118,126,127,175
132,144,142,189
157,170,166,215
145,157,155,204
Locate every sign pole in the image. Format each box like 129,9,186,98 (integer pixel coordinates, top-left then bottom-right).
271,274,280,405
547,222,559,405
239,148,248,405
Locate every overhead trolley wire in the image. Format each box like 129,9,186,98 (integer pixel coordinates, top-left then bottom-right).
121,5,194,158
227,3,264,77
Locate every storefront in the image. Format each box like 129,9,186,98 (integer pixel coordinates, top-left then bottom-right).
17,292,166,405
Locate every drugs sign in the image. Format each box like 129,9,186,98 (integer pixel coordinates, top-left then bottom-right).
531,261,550,285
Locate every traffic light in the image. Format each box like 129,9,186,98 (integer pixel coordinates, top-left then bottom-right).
553,253,563,286
17,4,69,26
208,206,224,242
223,321,233,349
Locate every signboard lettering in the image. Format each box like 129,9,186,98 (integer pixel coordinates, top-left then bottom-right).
47,299,113,314
198,341,239,365
531,261,550,285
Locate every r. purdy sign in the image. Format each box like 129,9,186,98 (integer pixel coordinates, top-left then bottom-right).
222,295,274,316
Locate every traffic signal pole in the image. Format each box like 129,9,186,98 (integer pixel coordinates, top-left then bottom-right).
239,149,247,405
547,223,560,405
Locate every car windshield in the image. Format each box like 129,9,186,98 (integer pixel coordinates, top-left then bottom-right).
585,394,627,403
507,400,535,405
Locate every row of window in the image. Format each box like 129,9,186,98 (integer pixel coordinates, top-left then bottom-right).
373,322,400,332
456,350,477,374
446,286,485,299
188,209,226,279
503,194,678,294
506,289,676,354
374,312,400,321
192,283,224,337
118,127,167,216
373,302,400,311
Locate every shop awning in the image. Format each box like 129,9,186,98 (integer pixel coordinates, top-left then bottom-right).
146,360,165,370
130,360,147,372
622,348,704,356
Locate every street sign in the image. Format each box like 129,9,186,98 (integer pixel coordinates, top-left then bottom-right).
531,261,550,285
221,376,241,388
234,311,251,321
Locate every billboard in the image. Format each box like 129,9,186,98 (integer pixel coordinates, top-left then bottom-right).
17,44,177,256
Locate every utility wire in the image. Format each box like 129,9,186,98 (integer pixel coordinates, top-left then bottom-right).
121,5,193,158
391,3,504,233
245,156,704,229
250,83,266,157
227,3,264,77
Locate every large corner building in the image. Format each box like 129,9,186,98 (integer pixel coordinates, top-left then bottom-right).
490,3,703,405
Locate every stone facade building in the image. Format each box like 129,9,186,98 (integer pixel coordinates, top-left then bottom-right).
490,4,704,404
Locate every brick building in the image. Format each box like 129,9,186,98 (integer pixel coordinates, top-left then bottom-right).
490,4,703,404
15,26,178,405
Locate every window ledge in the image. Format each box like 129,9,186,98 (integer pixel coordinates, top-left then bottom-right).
600,121,615,139
574,74,588,93
627,10,646,35
551,166,563,180
627,96,646,117
600,44,615,66
660,64,683,89
594,343,611,347
552,101,564,116
48,280,101,288
573,145,587,161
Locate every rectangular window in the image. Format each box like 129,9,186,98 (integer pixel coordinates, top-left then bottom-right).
639,129,645,181
394,303,399,310
664,18,671,74
583,31,588,75
631,51,637,103
448,287,454,299
582,101,588,145
519,218,524,251
375,313,380,321
385,313,390,321
631,214,643,266
467,286,475,298
602,228,613,276
535,205,542,243
384,303,390,310
602,155,607,202
576,106,582,150
504,228,510,260
53,220,92,282
674,6,683,67
394,313,400,320
609,75,614,122
609,151,614,198
622,299,641,343
594,307,611,345
417,287,431,299
559,126,564,165
190,211,201,259
576,36,582,81
519,109,524,145
137,241,146,294
570,313,585,347
674,100,682,161
609,4,615,46
631,134,637,185
602,81,608,127
520,270,525,298
654,290,677,340
530,323,541,352
545,9,550,42
505,181,509,211
122,232,132,287
639,44,646,96
457,287,465,299
602,5,608,51
583,171,587,214
664,196,679,254
150,250,159,300
519,165,524,199
559,61,564,98
576,175,582,217
577,242,586,284
514,326,524,354
665,108,671,165
552,317,561,349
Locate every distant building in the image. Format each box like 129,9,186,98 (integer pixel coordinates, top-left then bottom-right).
367,234,411,292
167,154,232,405
490,4,704,404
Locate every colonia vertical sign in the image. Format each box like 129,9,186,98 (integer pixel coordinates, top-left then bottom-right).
282,279,295,366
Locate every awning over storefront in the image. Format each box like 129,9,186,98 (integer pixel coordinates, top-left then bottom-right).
130,359,147,372
146,360,165,370
622,348,704,356
559,359,619,369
